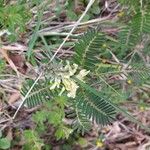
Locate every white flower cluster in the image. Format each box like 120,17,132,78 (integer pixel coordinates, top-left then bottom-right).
50,61,90,98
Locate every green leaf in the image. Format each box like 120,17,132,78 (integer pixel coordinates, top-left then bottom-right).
77,137,88,148
55,96,68,109
82,14,90,22
0,59,5,73
55,127,65,140
74,29,105,70
48,111,62,126
0,3,31,41
21,79,54,108
67,10,78,21
0,138,11,149
75,92,116,126
91,5,101,15
27,9,43,61
32,110,48,124
55,126,73,140
23,130,43,150
75,78,150,132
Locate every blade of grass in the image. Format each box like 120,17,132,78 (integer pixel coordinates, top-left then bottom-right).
27,9,43,62
40,35,53,60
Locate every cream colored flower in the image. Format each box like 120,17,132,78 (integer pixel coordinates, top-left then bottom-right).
76,69,90,81
50,78,61,90
62,78,79,98
59,87,65,96
64,61,78,77
50,61,90,98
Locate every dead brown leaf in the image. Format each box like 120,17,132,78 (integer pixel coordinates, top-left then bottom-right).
8,92,20,105
9,53,28,74
0,48,20,76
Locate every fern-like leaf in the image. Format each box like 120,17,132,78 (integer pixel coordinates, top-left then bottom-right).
117,12,150,55
21,79,54,108
74,30,105,70
125,63,150,85
75,91,116,126
72,111,91,135
75,78,150,132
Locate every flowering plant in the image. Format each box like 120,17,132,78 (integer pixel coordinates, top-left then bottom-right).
50,61,90,98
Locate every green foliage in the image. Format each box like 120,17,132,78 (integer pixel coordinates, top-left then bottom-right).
117,12,150,57
0,59,6,73
118,0,150,10
74,29,106,70
0,131,11,150
21,23,150,138
23,130,44,150
64,0,101,21
124,63,150,86
71,108,92,135
22,72,117,135
75,92,116,125
55,126,73,140
19,1,150,146
21,79,54,108
115,0,150,59
75,78,150,132
0,138,11,150
21,24,150,135
0,2,31,40
76,137,88,148
31,96,73,140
